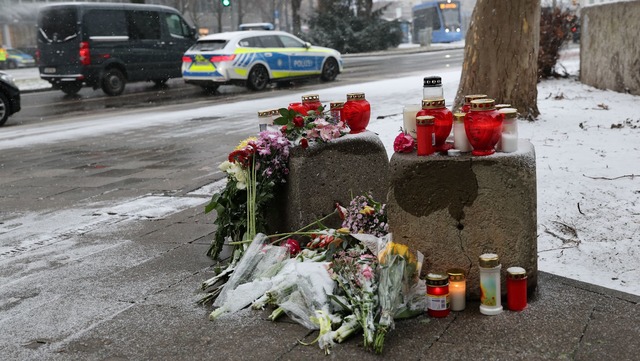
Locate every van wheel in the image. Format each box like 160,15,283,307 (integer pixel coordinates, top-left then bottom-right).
247,65,269,91
60,82,83,95
0,92,9,126
101,69,126,96
320,58,339,82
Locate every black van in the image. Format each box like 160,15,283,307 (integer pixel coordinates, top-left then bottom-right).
37,3,197,96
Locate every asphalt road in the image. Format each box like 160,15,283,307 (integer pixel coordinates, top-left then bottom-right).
5,48,463,127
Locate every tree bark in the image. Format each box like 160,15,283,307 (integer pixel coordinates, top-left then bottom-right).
455,0,541,119
291,0,302,36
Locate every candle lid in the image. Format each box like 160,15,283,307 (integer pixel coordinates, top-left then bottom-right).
301,94,320,102
507,266,527,279
258,110,272,118
470,99,496,111
416,115,435,125
423,76,442,88
499,108,518,118
421,98,446,109
479,253,500,268
447,268,466,281
346,92,366,100
268,108,280,116
330,101,345,110
426,273,449,286
454,112,466,122
495,103,512,110
447,149,461,157
464,94,487,104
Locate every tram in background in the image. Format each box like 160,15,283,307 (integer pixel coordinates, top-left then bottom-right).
412,1,463,43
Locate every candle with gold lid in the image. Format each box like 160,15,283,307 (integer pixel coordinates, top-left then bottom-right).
447,268,466,311
343,92,370,134
330,101,344,123
461,94,487,113
426,273,450,318
507,266,528,311
479,253,503,316
301,94,322,113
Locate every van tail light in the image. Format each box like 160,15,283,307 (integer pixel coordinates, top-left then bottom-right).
210,54,236,63
182,56,192,63
79,41,91,65
35,49,40,64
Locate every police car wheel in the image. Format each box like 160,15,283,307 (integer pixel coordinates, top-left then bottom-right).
8,61,17,70
101,68,126,96
320,58,339,82
247,65,269,91
0,92,9,126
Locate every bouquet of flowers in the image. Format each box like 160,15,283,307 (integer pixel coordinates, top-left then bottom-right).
340,192,389,237
274,106,348,147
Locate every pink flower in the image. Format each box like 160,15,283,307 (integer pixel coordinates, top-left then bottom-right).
335,203,348,220
393,132,415,153
361,265,374,280
282,238,301,256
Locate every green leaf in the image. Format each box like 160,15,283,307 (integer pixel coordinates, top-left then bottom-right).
273,117,288,126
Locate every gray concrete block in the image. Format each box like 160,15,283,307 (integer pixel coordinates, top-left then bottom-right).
387,140,537,299
274,131,389,232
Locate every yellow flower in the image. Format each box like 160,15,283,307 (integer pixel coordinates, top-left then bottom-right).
235,137,257,150
378,242,415,264
359,206,375,215
336,227,350,234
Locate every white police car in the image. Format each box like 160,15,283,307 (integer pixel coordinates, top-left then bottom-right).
181,30,343,91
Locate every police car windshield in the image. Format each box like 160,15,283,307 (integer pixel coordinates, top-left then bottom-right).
192,40,227,52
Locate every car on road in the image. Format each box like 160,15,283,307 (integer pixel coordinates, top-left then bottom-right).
0,71,21,126
181,30,342,92
6,49,36,69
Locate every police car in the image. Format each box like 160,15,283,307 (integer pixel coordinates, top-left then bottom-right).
181,30,343,91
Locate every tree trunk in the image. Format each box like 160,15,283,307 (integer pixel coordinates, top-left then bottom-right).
291,0,302,37
455,0,541,119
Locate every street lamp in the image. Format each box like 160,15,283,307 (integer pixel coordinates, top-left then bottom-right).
221,0,231,7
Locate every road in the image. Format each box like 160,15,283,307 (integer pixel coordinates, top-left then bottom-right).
4,48,463,126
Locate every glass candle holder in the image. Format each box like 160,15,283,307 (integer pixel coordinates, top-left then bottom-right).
423,76,443,100
342,92,370,134
507,266,528,311
453,112,472,152
498,107,518,153
330,101,345,123
301,94,322,114
402,104,421,139
288,102,308,116
417,98,453,152
495,103,512,111
447,268,466,311
464,99,503,156
426,273,450,318
416,115,435,156
461,94,487,113
479,253,503,316
257,109,273,132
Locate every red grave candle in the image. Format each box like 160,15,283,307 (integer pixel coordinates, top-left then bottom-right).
507,267,528,311
301,94,322,114
342,92,371,134
461,94,487,113
426,273,450,318
416,98,453,152
288,102,308,116
416,115,435,156
464,99,504,156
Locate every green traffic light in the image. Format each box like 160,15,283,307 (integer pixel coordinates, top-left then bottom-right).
221,0,231,6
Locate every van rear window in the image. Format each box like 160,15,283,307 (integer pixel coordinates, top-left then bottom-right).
38,8,78,43
192,40,228,51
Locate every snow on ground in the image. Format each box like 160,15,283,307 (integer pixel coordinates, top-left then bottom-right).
2,46,638,296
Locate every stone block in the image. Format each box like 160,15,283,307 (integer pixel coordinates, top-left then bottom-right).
387,140,537,300
272,131,389,232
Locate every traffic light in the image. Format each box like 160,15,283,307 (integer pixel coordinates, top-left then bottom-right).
221,0,230,7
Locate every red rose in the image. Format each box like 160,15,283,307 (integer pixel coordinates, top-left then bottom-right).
282,238,301,256
293,116,304,128
300,138,309,149
393,132,415,153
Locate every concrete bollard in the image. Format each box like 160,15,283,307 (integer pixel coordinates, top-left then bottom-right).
270,131,389,233
387,140,538,300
